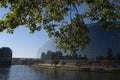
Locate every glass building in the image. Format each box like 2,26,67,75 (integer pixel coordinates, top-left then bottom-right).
38,22,120,59
83,23,120,59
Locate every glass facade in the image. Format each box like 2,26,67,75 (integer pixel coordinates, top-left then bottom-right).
83,24,120,59
38,23,120,59
37,38,57,58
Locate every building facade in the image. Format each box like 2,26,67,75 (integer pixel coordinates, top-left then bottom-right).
38,22,120,62
0,47,12,67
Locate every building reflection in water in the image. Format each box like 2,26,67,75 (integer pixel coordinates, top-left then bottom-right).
8,65,39,80
0,67,10,80
0,65,119,80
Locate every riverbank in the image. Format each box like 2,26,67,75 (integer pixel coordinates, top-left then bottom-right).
31,64,120,72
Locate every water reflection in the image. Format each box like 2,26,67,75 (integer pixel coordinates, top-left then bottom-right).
0,65,119,80
34,67,120,80
8,65,39,80
0,67,10,80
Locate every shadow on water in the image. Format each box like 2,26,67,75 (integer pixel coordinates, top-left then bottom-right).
34,67,120,80
0,67,10,80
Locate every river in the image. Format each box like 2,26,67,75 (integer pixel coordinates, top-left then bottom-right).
0,65,120,80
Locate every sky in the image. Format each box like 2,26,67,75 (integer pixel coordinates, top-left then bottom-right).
0,8,49,58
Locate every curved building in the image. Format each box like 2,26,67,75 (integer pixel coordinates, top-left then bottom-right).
37,38,57,58
82,23,120,59
38,22,120,60
0,47,12,67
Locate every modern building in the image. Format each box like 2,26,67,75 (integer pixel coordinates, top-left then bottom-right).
0,47,12,67
38,22,120,62
41,50,88,64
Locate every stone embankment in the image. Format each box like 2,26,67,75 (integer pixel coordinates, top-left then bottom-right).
31,64,120,72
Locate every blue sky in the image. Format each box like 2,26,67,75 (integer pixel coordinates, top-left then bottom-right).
0,8,49,58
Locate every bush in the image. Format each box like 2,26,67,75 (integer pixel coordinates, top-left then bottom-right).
51,59,59,67
61,61,66,67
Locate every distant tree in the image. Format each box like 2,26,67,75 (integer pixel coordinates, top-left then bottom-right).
21,59,27,65
61,61,66,67
87,61,92,68
75,61,82,69
51,59,59,68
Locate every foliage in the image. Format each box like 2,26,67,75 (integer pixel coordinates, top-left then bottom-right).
75,61,81,69
0,0,120,55
61,61,66,67
87,60,92,68
51,59,59,67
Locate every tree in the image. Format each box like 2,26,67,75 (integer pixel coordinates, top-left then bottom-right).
87,61,92,68
0,0,119,55
75,61,81,69
61,61,66,67
51,59,59,68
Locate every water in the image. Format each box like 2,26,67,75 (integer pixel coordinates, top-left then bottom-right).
0,65,120,80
